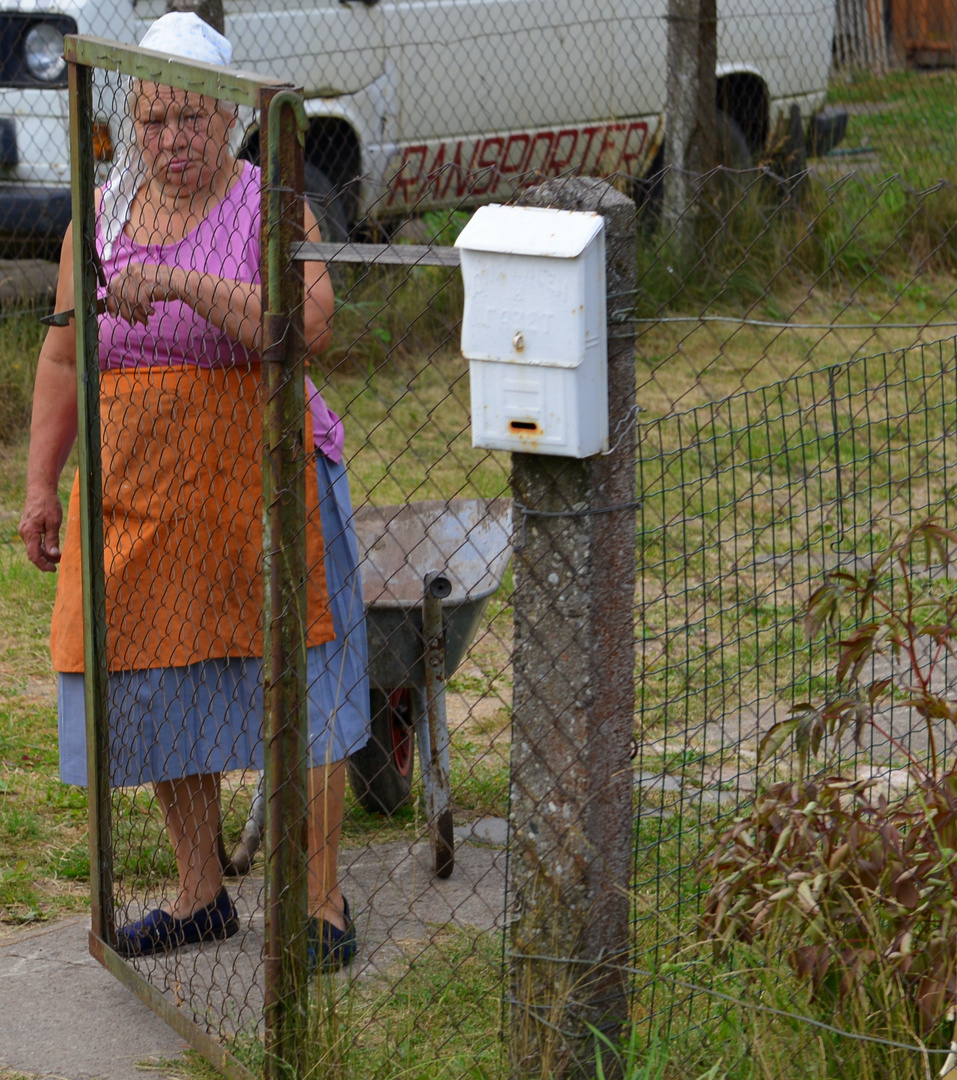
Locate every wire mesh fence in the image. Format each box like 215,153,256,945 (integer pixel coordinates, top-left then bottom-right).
629,335,957,1080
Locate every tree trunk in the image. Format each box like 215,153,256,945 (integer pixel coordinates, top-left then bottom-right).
164,0,225,35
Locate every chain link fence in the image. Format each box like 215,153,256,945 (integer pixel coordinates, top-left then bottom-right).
60,32,521,1080
6,3,957,1080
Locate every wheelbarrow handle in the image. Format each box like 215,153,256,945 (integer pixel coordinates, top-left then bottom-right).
424,569,452,600
421,569,454,878
41,297,109,326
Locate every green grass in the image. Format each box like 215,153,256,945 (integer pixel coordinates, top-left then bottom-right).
182,926,507,1080
828,67,957,177
316,347,510,508
0,697,90,927
449,737,508,819
346,926,505,1079
626,67,957,371
616,928,953,1080
0,310,46,451
0,532,90,929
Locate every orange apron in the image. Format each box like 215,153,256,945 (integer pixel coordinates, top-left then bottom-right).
50,364,333,673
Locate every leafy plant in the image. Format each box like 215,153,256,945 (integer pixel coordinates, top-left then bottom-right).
700,519,957,1033
762,518,957,777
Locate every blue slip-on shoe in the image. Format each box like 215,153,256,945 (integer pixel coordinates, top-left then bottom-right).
307,896,357,973
115,888,239,958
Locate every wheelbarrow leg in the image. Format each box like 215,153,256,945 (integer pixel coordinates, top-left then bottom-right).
220,772,266,876
420,571,454,878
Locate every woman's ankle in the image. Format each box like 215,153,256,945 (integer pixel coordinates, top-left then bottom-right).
310,890,346,929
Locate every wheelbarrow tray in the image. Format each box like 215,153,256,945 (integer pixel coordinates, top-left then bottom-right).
354,498,511,688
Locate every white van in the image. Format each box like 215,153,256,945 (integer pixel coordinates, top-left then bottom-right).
0,0,844,249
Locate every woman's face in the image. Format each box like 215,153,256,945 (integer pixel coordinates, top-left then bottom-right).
133,82,234,193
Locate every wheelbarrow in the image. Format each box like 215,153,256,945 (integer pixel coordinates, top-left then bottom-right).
222,497,512,879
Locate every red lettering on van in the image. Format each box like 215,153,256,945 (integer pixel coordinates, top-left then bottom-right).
434,140,481,201
424,140,449,199
577,126,602,172
387,145,428,206
428,140,466,201
519,131,555,187
472,137,505,196
499,132,532,177
619,121,648,176
386,119,654,207
594,122,624,171
546,129,579,175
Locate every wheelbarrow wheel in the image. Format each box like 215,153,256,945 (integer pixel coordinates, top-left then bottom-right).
347,687,415,815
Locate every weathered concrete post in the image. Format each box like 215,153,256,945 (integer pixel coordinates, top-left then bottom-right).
662,0,717,247
508,177,637,1078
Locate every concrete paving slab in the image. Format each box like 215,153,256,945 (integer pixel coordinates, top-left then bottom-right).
0,820,509,1080
0,917,188,1080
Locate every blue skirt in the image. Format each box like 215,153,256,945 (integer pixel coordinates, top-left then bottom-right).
58,453,370,786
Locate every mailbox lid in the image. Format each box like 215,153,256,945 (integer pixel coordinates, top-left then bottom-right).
457,204,607,369
455,203,604,258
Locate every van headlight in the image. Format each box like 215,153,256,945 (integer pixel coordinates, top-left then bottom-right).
23,22,67,82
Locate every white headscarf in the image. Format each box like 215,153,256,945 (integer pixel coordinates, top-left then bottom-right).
100,12,234,260
138,12,232,65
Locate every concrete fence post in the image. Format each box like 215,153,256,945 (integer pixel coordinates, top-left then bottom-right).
663,0,717,248
508,177,637,1078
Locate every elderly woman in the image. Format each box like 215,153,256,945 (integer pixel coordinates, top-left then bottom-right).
17,13,368,969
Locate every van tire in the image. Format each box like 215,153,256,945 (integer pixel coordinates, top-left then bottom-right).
633,107,753,226
304,164,349,243
714,109,752,171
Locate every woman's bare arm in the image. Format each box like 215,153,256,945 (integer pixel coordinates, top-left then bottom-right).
105,200,335,356
19,225,79,571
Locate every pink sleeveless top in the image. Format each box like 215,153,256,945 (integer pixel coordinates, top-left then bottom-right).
96,160,344,463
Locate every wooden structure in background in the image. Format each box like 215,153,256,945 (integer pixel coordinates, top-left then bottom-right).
836,0,888,73
891,0,957,66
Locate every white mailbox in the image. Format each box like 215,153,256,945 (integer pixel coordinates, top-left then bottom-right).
455,203,608,457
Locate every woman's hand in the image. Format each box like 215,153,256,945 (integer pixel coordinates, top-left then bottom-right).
105,261,177,325
104,201,334,354
19,488,64,572
105,259,267,349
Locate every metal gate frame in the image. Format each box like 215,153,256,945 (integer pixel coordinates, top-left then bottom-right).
65,33,312,1080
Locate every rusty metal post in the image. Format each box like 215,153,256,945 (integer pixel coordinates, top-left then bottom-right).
507,177,637,1079
67,53,113,957
260,85,311,1080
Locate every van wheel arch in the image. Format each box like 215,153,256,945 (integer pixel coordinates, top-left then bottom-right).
303,118,362,233
302,162,349,243
238,117,360,240
716,73,769,156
